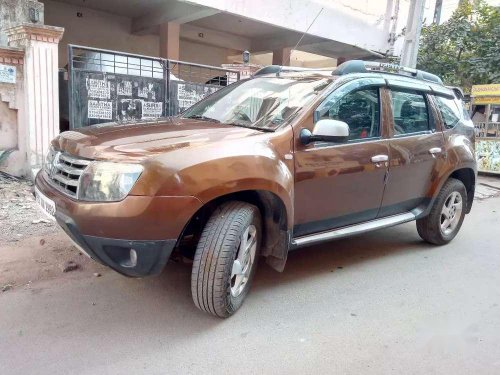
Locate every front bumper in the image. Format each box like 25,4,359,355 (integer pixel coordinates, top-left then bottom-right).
35,171,202,277
57,211,175,277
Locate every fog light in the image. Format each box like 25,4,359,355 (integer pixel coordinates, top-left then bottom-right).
121,249,138,268
130,249,137,267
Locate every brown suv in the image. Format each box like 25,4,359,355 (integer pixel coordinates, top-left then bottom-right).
35,61,476,317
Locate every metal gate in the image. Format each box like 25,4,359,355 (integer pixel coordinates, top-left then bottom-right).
67,45,240,129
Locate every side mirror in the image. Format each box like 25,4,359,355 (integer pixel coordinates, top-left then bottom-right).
300,119,349,145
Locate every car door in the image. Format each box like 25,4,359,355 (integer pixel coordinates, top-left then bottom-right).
293,78,390,237
378,86,446,217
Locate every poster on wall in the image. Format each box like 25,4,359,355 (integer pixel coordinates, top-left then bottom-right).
169,81,219,114
117,81,132,96
86,78,111,99
0,64,16,84
142,102,163,119
88,100,113,120
476,139,500,174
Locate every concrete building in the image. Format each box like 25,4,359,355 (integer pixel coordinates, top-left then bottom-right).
0,0,432,177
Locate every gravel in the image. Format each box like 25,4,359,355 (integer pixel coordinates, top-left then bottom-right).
0,174,58,244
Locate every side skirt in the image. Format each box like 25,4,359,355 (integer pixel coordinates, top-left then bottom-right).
290,212,416,249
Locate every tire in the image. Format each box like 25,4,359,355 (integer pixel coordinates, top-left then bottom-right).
416,178,467,245
191,201,261,318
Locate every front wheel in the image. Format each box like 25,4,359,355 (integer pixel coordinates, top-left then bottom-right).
416,178,467,245
191,201,261,318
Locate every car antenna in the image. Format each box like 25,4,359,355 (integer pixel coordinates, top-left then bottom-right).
278,7,324,77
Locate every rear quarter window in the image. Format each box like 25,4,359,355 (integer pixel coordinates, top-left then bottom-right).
434,96,461,129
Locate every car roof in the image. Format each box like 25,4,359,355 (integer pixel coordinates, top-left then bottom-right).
253,63,454,99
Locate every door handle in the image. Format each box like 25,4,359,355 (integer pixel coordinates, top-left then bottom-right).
371,155,389,163
429,147,442,155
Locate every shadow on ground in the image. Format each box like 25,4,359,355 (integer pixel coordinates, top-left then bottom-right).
114,221,433,326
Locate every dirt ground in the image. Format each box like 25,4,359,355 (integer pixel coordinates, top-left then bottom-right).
0,174,108,291
0,174,58,243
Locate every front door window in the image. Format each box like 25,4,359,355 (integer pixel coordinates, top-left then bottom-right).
319,88,381,140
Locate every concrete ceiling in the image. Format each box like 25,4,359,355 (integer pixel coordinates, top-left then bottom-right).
48,0,168,18
47,0,381,59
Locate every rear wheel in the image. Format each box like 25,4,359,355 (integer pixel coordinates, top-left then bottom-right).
191,201,261,318
416,178,467,245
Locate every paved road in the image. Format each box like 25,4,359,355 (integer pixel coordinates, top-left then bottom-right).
1,183,500,374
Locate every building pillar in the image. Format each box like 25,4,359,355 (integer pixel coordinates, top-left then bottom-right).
5,23,64,177
272,47,291,66
159,22,180,60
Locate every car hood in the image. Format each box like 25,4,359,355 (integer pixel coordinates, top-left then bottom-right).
54,118,263,162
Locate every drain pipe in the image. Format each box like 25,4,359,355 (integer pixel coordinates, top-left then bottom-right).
388,0,400,57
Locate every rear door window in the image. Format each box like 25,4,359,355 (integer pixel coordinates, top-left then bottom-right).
390,90,430,135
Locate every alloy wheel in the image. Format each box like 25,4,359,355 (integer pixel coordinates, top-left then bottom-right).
440,191,463,236
230,224,257,297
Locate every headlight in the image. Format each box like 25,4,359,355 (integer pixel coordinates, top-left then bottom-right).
78,162,143,202
44,145,57,175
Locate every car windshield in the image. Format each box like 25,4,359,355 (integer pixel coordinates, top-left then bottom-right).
182,76,333,131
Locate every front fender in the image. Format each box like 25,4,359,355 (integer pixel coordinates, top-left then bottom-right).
132,136,295,229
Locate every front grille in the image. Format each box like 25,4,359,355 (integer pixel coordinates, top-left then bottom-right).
48,153,91,198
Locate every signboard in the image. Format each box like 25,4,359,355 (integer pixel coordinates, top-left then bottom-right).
471,84,500,97
0,64,16,84
474,97,500,105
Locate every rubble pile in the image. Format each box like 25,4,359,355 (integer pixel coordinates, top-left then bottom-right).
0,172,58,243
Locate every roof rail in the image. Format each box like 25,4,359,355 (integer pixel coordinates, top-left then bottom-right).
332,60,443,85
253,65,314,77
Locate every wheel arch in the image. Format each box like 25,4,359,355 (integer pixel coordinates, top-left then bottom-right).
448,167,476,213
178,189,291,271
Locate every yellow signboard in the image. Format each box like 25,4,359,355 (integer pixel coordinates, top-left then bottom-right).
471,84,500,97
474,97,500,105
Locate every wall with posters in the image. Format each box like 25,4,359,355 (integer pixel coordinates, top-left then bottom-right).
70,71,165,128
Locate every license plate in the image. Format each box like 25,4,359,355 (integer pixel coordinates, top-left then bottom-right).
35,186,56,221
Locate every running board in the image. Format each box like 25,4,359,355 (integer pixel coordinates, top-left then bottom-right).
290,212,416,249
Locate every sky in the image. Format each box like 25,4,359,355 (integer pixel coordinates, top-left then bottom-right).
425,0,500,24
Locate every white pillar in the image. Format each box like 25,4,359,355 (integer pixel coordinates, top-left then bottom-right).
400,0,425,68
5,24,64,177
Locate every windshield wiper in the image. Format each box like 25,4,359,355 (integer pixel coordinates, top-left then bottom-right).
185,115,220,123
225,123,274,132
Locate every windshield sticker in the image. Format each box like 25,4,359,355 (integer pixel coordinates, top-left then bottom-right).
88,100,113,120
